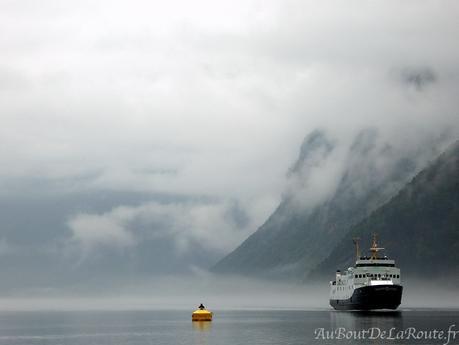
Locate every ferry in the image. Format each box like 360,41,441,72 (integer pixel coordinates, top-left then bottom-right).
329,235,403,310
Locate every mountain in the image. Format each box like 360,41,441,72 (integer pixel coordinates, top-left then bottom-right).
311,139,459,278
212,129,442,279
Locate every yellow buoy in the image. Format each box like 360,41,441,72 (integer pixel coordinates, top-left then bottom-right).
192,304,212,321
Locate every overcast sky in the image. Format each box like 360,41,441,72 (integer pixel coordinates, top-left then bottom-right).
0,0,458,290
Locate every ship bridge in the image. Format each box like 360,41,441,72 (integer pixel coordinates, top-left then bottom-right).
355,258,395,267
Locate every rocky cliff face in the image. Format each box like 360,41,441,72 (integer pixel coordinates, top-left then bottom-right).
213,129,442,280
312,140,459,279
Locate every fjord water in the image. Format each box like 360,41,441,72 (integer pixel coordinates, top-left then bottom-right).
0,309,458,345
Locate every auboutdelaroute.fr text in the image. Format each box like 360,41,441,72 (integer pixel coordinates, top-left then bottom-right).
314,325,459,345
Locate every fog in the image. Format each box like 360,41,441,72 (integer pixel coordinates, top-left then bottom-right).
0,274,457,311
0,274,325,311
0,0,459,298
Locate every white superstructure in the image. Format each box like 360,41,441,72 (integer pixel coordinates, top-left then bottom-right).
330,257,401,300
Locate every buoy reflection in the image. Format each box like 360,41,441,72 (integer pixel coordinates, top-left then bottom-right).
192,321,212,331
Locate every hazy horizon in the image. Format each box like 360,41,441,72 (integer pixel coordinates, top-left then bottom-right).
0,275,458,311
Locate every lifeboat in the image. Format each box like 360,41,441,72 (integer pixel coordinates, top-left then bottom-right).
192,304,213,321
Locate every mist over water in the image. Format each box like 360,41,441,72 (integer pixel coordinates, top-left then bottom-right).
1,274,458,312
0,274,458,345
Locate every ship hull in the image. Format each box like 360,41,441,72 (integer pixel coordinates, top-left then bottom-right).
330,285,403,311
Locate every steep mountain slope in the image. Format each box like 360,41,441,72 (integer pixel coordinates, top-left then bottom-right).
213,129,441,279
312,140,459,278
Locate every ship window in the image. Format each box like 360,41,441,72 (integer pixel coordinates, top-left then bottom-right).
397,274,400,278
356,263,395,267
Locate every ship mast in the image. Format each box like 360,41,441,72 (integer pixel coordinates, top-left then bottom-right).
370,233,384,259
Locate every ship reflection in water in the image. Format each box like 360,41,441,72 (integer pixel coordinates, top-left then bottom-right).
330,310,404,338
326,310,459,345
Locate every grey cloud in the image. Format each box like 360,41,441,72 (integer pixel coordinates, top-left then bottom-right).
400,67,437,91
0,190,278,292
0,0,458,293
66,199,267,258
288,129,335,177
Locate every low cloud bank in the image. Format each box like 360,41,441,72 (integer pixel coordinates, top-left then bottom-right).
1,273,458,311
66,198,277,267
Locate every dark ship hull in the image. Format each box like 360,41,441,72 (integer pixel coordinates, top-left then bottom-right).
330,285,403,310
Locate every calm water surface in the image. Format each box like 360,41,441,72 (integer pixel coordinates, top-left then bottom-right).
0,309,457,345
